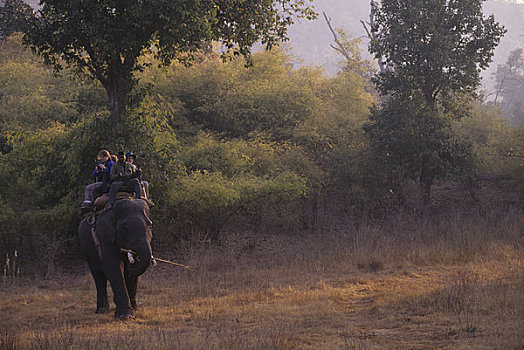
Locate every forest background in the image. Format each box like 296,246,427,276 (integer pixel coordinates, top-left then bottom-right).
0,0,523,278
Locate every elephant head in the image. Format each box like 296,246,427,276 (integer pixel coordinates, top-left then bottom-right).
97,198,153,276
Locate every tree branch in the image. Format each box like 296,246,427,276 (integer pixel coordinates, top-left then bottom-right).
360,2,388,74
323,11,350,62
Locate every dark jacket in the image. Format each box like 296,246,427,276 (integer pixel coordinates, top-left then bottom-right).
92,159,114,184
110,160,136,182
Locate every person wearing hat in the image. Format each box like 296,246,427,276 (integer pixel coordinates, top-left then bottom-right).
125,152,151,201
82,149,114,209
106,151,144,208
125,152,137,172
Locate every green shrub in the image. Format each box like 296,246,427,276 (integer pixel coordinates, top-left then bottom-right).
165,132,308,238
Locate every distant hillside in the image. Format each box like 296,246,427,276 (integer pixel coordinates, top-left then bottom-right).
287,0,524,93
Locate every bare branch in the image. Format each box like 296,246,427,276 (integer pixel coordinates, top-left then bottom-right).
323,11,351,61
361,2,389,74
360,20,372,39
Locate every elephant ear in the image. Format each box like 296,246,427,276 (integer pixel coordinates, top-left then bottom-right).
96,211,117,243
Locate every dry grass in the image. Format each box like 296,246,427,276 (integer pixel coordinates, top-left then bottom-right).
1,208,523,350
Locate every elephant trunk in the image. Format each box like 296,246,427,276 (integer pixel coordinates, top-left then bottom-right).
127,241,152,276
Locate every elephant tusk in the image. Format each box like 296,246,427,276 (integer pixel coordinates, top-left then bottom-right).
120,248,140,263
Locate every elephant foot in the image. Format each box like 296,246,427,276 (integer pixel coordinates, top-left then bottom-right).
96,306,110,314
115,312,135,321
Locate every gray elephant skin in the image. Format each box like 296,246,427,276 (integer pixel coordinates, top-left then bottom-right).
78,198,153,319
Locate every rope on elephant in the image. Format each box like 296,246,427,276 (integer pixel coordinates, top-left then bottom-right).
152,257,194,270
83,211,96,224
84,211,103,260
119,248,194,270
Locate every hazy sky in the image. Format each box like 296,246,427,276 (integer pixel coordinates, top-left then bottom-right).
287,0,524,94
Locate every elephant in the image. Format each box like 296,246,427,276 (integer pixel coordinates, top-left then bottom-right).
78,198,153,319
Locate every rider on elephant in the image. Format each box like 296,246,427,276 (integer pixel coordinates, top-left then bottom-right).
125,152,151,201
106,151,146,209
82,150,114,209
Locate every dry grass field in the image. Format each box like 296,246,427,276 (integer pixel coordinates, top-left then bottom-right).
1,208,523,350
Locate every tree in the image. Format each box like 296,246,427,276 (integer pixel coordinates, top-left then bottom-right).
155,47,322,140
23,0,316,137
366,0,505,202
493,48,524,125
0,0,33,42
0,35,105,135
323,12,374,82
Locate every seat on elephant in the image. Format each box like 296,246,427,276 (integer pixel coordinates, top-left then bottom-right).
93,192,134,210
120,183,150,199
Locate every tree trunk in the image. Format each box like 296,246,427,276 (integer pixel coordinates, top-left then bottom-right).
419,166,434,204
102,74,131,146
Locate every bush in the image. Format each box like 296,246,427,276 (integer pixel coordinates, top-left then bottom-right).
0,98,182,274
165,132,308,238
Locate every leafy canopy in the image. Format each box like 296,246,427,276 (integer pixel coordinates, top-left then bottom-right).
23,0,316,119
366,0,505,202
0,0,33,41
370,0,505,107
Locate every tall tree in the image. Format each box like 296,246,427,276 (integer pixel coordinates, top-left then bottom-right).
23,0,316,134
366,0,505,202
493,48,524,125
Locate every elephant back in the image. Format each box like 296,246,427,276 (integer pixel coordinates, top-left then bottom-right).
93,192,134,211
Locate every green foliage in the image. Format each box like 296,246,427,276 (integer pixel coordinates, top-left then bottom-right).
165,132,308,235
64,99,181,202
453,102,509,174
366,97,474,188
153,47,375,193
293,67,374,188
370,0,506,106
114,99,182,197
505,126,524,197
367,0,505,201
0,97,180,208
455,104,524,198
493,48,524,125
0,123,76,267
0,0,33,41
23,0,316,120
0,37,383,251
0,123,71,208
0,35,106,134
0,193,15,247
153,48,322,140
327,26,374,82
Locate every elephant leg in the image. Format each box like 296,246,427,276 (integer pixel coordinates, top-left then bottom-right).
91,270,110,313
124,270,139,310
102,258,133,319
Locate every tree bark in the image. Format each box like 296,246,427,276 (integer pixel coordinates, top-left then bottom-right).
101,72,132,145
419,166,434,204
